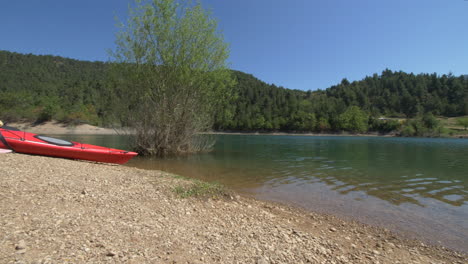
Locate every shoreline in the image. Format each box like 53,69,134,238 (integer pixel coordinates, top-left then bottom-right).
5,121,468,138
0,153,466,263
205,131,468,138
204,131,395,137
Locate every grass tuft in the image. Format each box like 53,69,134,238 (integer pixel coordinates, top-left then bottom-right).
173,179,226,199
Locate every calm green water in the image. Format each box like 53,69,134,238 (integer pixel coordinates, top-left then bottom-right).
51,134,468,252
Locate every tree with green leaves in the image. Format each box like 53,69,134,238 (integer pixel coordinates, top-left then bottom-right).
338,106,368,133
110,0,234,156
421,113,439,130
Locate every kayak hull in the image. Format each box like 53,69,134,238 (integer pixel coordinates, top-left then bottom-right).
0,128,137,164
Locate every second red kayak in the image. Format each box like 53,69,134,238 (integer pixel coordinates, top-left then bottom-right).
0,127,137,164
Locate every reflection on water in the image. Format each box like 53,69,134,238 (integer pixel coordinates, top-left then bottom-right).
129,136,467,207
50,134,468,252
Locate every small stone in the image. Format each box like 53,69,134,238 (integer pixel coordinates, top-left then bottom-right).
15,240,26,250
106,251,116,257
330,227,337,232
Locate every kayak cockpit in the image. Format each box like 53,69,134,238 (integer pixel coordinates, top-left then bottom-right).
34,135,75,147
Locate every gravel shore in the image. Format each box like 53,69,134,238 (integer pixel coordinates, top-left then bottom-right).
0,153,466,263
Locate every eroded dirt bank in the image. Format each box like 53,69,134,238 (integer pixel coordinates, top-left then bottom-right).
0,154,466,263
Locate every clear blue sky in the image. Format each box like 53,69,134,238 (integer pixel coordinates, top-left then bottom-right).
1,0,467,91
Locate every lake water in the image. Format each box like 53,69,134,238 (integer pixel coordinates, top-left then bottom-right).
51,134,468,252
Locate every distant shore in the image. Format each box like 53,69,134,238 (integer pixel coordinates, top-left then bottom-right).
205,131,397,137
0,153,466,263
211,131,468,138
5,121,467,138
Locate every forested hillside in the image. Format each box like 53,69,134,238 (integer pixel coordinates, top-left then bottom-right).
1,50,467,133
0,51,111,125
214,70,468,132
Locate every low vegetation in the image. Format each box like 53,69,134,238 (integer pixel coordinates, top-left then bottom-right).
399,114,443,137
455,117,468,130
173,179,226,199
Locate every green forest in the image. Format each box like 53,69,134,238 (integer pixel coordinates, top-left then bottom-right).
1,50,467,136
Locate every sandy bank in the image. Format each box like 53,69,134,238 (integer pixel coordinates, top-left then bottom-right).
0,153,466,263
7,121,125,135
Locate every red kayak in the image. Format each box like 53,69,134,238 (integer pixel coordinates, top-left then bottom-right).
0,127,137,164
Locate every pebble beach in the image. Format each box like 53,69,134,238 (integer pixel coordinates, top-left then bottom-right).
0,153,466,263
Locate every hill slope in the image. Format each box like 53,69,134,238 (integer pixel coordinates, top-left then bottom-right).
214,70,467,131
1,50,467,132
